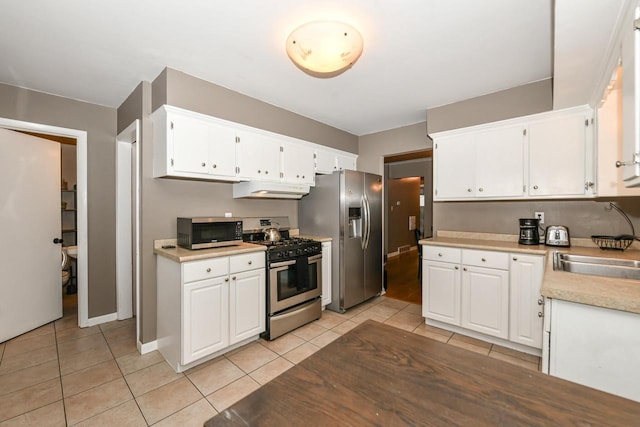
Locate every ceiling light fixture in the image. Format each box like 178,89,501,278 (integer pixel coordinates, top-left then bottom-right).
285,20,364,78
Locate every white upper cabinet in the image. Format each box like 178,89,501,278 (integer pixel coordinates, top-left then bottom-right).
235,130,281,181
281,140,315,184
153,105,356,185
528,109,592,197
434,124,525,200
475,125,526,198
434,133,476,199
432,106,594,201
621,3,640,186
314,148,358,174
153,106,238,181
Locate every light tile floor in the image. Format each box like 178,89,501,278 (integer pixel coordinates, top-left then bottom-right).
0,296,540,426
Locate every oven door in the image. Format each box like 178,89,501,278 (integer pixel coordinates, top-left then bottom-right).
269,254,322,314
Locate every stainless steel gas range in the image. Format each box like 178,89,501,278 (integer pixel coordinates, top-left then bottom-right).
242,217,322,340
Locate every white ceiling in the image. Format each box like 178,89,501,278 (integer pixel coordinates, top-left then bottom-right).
0,0,552,136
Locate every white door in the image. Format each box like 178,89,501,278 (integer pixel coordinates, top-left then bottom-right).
434,134,476,199
229,269,265,345
422,260,461,325
461,265,509,339
0,128,62,342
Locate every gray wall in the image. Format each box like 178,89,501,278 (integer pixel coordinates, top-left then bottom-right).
426,79,553,134
427,79,640,236
0,83,118,318
358,122,431,174
123,68,361,343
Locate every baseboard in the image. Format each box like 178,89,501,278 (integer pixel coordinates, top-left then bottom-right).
138,339,158,355
85,312,117,327
387,245,418,259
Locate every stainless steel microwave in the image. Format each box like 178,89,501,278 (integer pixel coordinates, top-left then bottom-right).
177,217,243,249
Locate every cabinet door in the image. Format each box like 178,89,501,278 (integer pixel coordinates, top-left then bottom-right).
229,269,266,345
182,276,229,364
282,141,315,184
321,242,332,307
422,260,461,325
336,153,357,171
509,254,544,348
528,113,588,196
171,113,210,175
461,265,509,339
208,122,238,179
549,299,640,402
434,134,476,199
315,149,337,174
621,5,640,186
236,131,281,181
475,125,525,198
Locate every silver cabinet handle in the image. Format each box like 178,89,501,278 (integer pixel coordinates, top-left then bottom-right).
463,267,467,272
454,266,459,270
201,162,206,167
538,298,544,305
265,170,269,174
248,260,252,265
438,253,443,257
257,169,261,173
533,185,539,190
232,276,236,281
538,312,543,318
512,257,518,261
225,277,229,282
615,157,639,168
467,188,472,192
206,268,211,273
212,164,217,169
478,188,484,192
481,257,486,262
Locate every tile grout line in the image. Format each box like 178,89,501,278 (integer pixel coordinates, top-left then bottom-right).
54,318,70,427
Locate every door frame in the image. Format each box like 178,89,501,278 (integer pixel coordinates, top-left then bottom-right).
0,117,89,327
115,121,140,333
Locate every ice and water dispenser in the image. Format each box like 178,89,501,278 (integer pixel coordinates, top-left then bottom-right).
348,207,362,238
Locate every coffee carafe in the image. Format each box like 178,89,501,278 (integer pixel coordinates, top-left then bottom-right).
519,218,540,245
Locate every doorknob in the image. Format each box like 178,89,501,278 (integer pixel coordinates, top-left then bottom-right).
53,238,64,244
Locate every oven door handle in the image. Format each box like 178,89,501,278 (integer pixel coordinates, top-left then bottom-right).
270,259,296,268
307,254,322,263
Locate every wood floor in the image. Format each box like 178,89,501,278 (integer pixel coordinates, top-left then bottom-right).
205,320,640,426
384,249,421,305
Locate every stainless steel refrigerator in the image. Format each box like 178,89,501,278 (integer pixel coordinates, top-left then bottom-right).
299,170,383,313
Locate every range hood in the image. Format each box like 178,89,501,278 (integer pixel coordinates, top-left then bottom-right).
232,181,311,199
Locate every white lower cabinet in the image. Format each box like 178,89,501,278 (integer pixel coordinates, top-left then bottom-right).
321,241,332,307
422,245,544,350
422,259,461,325
157,251,266,372
229,268,265,345
183,276,229,364
545,299,640,402
509,254,544,348
461,265,509,339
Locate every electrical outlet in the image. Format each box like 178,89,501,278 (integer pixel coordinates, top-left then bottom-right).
535,211,544,224
224,212,233,218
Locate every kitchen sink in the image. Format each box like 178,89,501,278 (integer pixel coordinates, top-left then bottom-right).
553,252,640,280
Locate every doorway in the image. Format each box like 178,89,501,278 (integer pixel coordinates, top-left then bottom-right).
0,117,88,328
383,150,433,305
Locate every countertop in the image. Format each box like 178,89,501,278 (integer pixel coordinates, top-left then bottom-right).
420,231,640,314
154,239,266,263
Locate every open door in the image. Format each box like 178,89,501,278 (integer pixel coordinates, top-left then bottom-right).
0,128,62,342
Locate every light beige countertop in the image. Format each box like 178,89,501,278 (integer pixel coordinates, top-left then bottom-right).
154,239,266,263
290,229,332,242
420,231,640,314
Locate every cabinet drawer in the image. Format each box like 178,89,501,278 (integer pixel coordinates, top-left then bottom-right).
230,252,265,273
183,257,229,283
423,246,461,263
462,249,509,270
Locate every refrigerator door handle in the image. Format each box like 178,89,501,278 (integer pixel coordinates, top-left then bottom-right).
363,193,371,249
360,195,367,250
